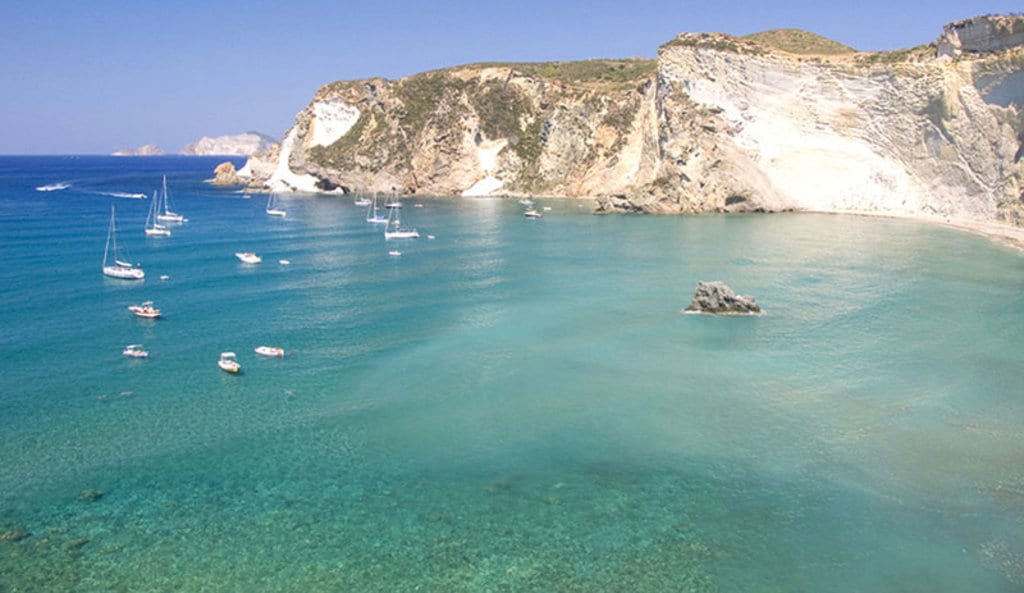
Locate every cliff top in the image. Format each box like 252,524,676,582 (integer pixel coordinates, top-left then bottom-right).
741,29,856,55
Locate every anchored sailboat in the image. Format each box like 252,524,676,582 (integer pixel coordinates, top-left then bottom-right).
384,205,420,240
156,175,186,223
145,190,171,236
366,194,388,224
266,193,287,217
102,205,145,280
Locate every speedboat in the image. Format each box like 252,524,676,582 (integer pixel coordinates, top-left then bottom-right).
524,209,543,218
389,250,402,256
254,346,284,358
235,252,262,264
218,352,241,373
128,301,161,318
122,344,149,358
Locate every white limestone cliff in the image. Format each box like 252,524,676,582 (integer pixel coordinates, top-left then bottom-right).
239,15,1024,237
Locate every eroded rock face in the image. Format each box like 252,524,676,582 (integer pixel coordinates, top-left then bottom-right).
683,281,762,315
937,15,1024,58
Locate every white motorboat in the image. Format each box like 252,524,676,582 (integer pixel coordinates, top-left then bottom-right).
122,344,149,358
218,352,241,374
235,252,262,264
102,205,145,280
524,209,543,218
128,301,161,319
254,346,285,358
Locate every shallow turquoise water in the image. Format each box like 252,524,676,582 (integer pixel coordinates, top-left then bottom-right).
1,157,1023,591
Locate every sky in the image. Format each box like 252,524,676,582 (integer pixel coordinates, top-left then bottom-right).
0,0,1019,154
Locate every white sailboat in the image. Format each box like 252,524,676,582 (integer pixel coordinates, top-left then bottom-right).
266,193,287,217
353,194,372,207
145,190,171,236
366,195,388,224
384,205,420,240
156,175,186,223
102,205,145,280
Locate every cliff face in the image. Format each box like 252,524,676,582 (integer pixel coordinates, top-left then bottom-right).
243,15,1024,227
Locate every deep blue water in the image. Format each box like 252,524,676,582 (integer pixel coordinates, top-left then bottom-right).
1,156,1023,591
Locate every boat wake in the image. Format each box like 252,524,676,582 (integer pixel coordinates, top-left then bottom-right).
101,191,147,199
35,182,70,192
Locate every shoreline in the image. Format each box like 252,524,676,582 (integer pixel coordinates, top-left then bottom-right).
806,208,1024,253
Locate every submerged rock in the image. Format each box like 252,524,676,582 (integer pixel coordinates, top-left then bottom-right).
77,489,104,502
683,281,762,315
0,529,30,542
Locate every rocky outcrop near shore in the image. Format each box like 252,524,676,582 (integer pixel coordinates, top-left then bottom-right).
683,281,763,315
211,161,244,185
240,14,1024,230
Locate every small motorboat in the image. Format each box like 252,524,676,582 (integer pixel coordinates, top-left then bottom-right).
254,346,285,358
519,199,535,206
128,301,161,319
389,250,402,257
235,252,262,264
524,209,543,218
122,344,149,358
279,259,291,266
218,352,241,374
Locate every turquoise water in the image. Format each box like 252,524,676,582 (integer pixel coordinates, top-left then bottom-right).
1,156,1023,591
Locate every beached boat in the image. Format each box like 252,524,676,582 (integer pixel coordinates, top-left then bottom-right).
235,252,262,264
155,175,186,223
128,301,161,318
102,205,145,280
266,193,287,217
218,352,241,373
384,206,420,240
122,344,149,358
254,346,284,357
144,190,171,236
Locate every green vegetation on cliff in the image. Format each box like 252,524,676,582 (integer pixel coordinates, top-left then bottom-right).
476,59,656,90
741,29,856,55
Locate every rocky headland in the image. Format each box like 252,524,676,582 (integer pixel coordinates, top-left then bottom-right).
238,14,1024,244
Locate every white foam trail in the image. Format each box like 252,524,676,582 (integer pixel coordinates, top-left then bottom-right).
35,183,70,191
102,192,146,199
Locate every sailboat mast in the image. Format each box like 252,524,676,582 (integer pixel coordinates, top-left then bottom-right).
103,205,113,266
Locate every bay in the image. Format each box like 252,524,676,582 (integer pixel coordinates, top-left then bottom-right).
0,156,1022,591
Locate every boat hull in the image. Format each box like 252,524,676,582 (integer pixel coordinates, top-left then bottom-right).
103,266,145,280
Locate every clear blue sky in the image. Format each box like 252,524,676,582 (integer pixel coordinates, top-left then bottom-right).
0,1,1018,154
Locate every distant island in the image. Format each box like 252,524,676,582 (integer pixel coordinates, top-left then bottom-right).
180,132,277,156
112,132,277,157
112,144,164,156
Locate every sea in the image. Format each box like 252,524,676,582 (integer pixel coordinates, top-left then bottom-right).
1,155,1023,592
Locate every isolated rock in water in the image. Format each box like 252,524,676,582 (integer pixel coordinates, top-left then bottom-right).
212,161,244,186
684,281,762,315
